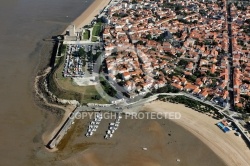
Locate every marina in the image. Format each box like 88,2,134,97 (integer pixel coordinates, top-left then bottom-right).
85,112,103,137
104,113,122,139
84,112,122,139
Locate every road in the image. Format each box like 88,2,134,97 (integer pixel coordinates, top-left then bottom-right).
46,89,250,150
226,1,235,110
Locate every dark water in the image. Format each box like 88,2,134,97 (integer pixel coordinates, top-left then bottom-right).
0,0,93,165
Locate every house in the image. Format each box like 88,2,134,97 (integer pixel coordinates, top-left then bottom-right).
171,83,183,91
195,78,203,87
122,72,131,80
185,62,194,71
210,64,216,74
124,81,134,92
143,81,153,90
184,83,199,92
180,77,187,85
199,89,208,99
218,82,227,90
222,90,229,100
193,88,201,94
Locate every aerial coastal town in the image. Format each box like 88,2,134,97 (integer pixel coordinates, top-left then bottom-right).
62,0,250,111
102,0,250,111
45,0,250,154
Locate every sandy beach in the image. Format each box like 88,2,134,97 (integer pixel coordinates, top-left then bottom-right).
144,101,250,166
71,0,111,31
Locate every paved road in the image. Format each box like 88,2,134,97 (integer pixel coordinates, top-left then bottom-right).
226,1,235,110
46,89,250,150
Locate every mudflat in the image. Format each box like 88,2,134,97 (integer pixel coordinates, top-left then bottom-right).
0,0,93,165
38,111,225,166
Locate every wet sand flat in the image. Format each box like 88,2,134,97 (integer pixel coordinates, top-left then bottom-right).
43,112,226,166
144,101,250,166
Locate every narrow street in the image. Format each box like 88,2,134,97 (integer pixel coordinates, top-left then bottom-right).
226,0,235,110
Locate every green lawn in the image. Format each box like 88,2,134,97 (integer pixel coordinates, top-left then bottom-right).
91,36,98,42
83,30,90,40
92,22,102,36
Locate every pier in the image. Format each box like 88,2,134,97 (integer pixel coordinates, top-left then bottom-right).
46,107,80,149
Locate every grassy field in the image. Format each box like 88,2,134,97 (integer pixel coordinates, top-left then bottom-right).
91,36,98,42
48,55,108,105
83,30,90,40
92,22,102,36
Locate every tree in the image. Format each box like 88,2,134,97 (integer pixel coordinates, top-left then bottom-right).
193,20,198,24
61,44,67,53
100,78,117,97
195,40,203,46
245,19,250,24
156,84,179,93
235,106,243,113
92,95,101,100
194,71,201,77
116,73,123,80
137,40,145,45
212,40,218,45
173,30,182,38
204,40,211,45
79,48,86,58
144,92,153,98
178,59,188,66
244,103,250,113
175,4,183,11
132,0,137,4
186,75,197,82
176,52,182,57
146,34,152,40
199,9,207,16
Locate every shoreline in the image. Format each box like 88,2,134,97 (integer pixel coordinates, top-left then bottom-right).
34,0,112,149
34,67,77,146
144,101,250,166
64,0,111,33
